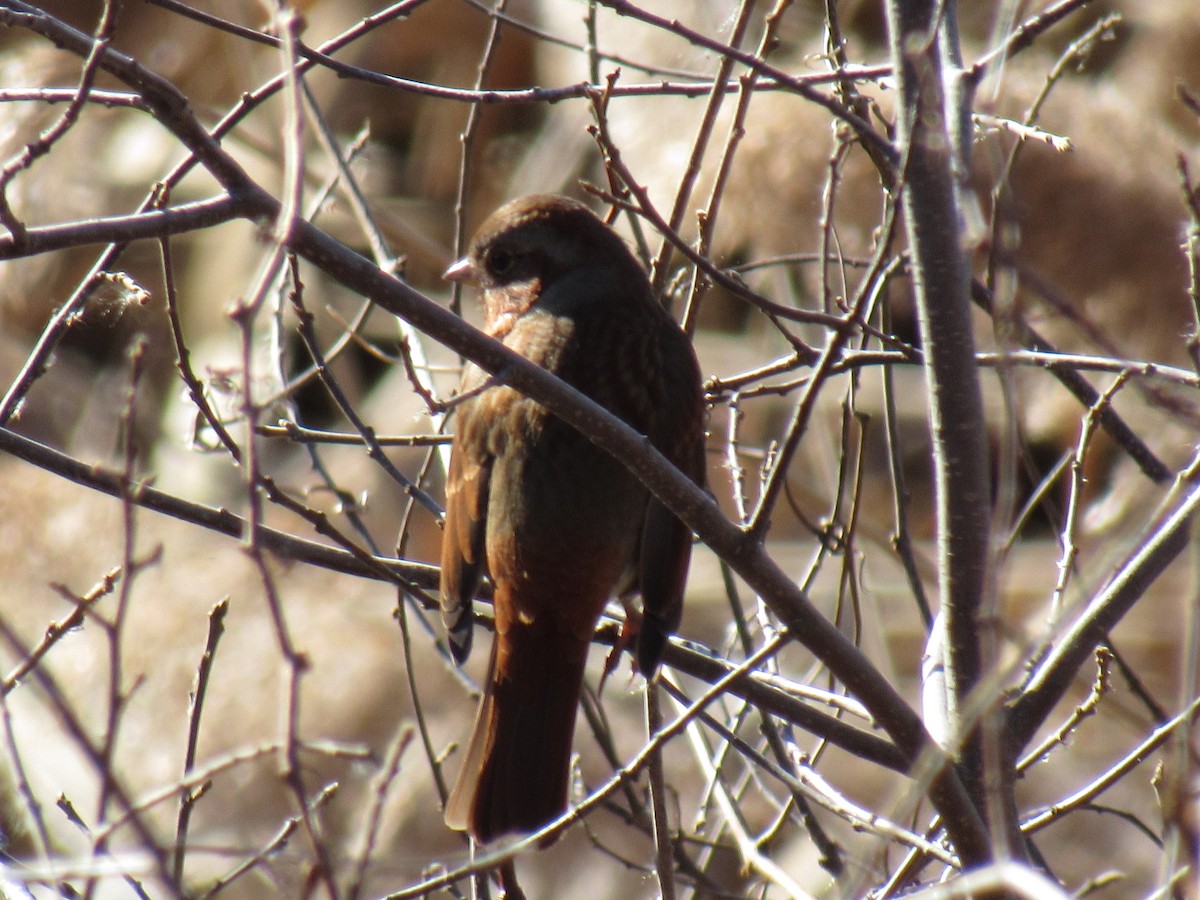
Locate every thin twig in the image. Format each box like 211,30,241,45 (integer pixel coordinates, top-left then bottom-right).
172,598,229,887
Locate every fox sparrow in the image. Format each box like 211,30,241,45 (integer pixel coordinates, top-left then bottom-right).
439,194,706,843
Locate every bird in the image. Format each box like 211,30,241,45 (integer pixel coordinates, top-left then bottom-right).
439,193,706,844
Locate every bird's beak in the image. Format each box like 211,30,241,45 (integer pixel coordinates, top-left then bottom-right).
443,257,479,285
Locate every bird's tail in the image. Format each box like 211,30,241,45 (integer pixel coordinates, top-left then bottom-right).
444,614,590,844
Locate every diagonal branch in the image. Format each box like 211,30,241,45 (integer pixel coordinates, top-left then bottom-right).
0,0,993,862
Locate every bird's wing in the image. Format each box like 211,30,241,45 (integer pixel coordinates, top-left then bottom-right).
637,328,707,676
440,390,493,665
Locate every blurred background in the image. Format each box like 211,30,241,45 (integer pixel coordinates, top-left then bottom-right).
1,0,1199,896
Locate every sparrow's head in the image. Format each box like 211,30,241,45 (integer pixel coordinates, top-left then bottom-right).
444,194,645,336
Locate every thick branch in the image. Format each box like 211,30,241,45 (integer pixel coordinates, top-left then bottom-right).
0,195,242,258
885,1,992,759
1010,470,1197,747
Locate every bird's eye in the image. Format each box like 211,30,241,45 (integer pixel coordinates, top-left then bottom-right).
487,247,516,277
